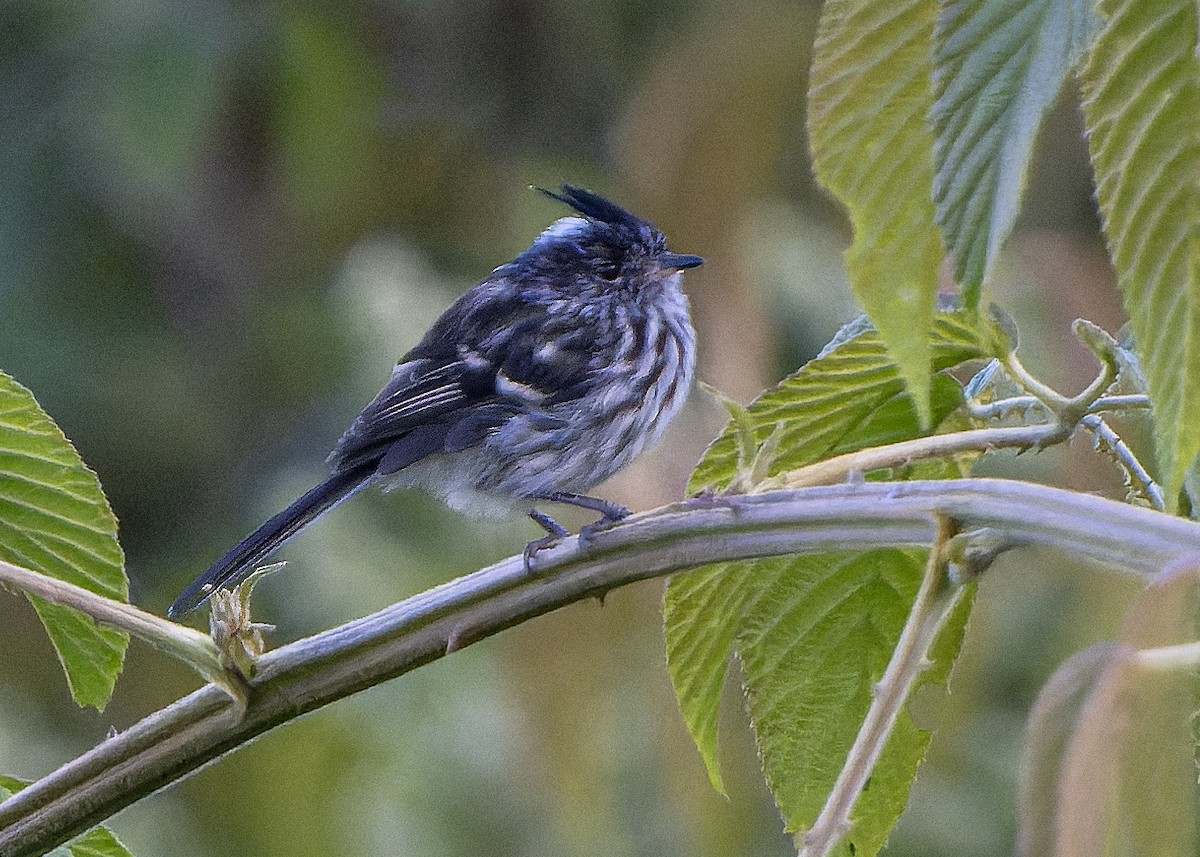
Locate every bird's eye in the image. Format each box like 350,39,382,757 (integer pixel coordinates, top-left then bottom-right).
597,263,621,281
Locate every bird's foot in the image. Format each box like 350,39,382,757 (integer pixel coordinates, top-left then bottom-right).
522,533,561,574
578,505,630,548
525,509,571,574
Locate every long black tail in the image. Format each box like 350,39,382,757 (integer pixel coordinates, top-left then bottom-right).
168,464,375,619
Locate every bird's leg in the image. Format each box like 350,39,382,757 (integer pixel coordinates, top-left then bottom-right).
542,492,631,523
524,508,571,572
522,495,631,571
528,508,571,538
543,492,631,548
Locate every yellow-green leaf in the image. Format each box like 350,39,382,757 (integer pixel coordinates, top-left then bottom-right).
666,551,974,855
68,827,136,857
690,310,998,495
669,312,996,851
808,0,944,425
1080,0,1200,506
0,373,128,710
932,0,1102,299
663,560,762,795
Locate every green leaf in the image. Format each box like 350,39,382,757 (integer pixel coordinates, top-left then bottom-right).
834,573,974,857
689,310,999,494
663,560,763,795
0,776,135,857
696,381,765,495
737,550,904,847
68,827,136,857
808,0,945,425
932,0,1103,300
0,373,128,710
666,552,974,854
669,313,993,850
1080,0,1200,507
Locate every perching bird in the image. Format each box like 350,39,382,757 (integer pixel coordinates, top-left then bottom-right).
168,185,702,619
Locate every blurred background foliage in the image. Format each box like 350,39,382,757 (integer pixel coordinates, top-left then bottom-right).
0,1,1142,855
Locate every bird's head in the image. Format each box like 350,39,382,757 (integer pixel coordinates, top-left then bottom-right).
512,185,703,295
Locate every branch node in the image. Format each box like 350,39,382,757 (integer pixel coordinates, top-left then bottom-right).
946,527,1019,582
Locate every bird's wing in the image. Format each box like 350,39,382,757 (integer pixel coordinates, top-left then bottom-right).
330,292,596,474
329,357,492,472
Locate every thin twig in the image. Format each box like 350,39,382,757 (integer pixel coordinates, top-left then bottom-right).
0,559,235,695
966,396,1048,421
1000,323,1121,424
1003,351,1072,410
967,394,1149,422
1087,394,1150,413
760,424,1064,490
1065,320,1122,417
1134,641,1200,671
1080,414,1165,511
799,514,964,856
2,480,1199,856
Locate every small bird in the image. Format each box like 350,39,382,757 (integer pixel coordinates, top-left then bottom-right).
168,185,703,619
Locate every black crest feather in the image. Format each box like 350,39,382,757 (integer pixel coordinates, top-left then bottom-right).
537,182,652,230
533,184,663,255
535,184,641,229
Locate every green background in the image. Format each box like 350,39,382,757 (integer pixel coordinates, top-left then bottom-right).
0,1,1140,854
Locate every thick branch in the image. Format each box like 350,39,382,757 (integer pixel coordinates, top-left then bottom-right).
2,479,1199,855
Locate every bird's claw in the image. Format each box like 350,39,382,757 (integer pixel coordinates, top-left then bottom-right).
523,534,560,575
578,510,627,548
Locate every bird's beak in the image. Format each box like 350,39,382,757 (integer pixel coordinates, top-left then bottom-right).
660,253,704,270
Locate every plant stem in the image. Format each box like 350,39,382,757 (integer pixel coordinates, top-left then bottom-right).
967,394,1150,421
1003,351,1073,410
0,559,232,693
1134,641,1200,671
798,515,964,856
1,479,1198,856
1080,414,1165,510
765,393,1154,494
762,424,1064,490
1089,394,1151,412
